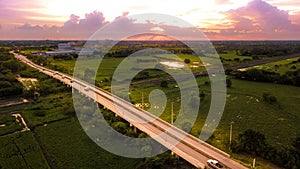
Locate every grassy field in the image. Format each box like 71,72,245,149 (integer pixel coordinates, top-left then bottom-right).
0,131,49,169
0,115,23,136
211,78,300,146
22,92,73,126
129,76,300,147
219,50,252,60
117,74,300,168
49,54,208,82
35,117,143,169
47,56,300,166
245,56,300,74
128,76,300,168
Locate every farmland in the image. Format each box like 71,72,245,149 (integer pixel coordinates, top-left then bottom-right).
1,41,300,168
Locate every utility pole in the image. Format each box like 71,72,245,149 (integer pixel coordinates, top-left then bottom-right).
171,102,174,156
171,102,174,125
141,92,144,108
230,121,234,148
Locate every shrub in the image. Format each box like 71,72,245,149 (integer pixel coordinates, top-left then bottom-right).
34,111,46,117
160,81,168,88
234,58,240,62
184,58,190,64
291,65,297,69
226,79,232,88
269,96,277,103
199,91,205,101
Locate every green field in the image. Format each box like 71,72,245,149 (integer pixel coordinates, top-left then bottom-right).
5,50,299,168
35,117,143,169
0,131,49,169
45,55,300,168
245,56,300,74
129,76,300,147
132,77,300,168
211,78,300,146
49,54,208,83
219,50,252,60
0,115,23,136
22,92,73,126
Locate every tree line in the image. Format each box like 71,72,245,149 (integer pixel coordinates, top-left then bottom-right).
232,68,300,87
232,129,300,168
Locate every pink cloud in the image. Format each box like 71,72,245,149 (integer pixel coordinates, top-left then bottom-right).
0,11,205,40
1,1,299,40
60,11,108,39
17,23,43,30
205,0,300,40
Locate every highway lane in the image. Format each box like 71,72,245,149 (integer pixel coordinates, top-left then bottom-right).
13,52,248,169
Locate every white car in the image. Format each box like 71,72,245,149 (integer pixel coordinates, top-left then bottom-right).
207,159,224,169
84,87,90,91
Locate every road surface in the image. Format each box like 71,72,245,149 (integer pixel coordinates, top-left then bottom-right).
13,52,248,169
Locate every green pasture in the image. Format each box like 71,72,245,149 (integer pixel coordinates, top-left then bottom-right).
246,57,300,74
35,117,143,169
0,132,49,169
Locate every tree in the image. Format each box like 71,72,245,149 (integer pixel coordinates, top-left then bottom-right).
262,92,277,104
199,91,205,101
234,58,240,62
226,79,232,88
184,58,190,64
112,122,128,134
237,129,267,157
292,135,300,152
160,80,168,88
269,95,277,103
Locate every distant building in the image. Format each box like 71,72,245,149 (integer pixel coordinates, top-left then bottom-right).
31,51,46,56
58,43,72,50
32,42,85,57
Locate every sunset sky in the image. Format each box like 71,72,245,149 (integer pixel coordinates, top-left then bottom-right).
0,0,299,40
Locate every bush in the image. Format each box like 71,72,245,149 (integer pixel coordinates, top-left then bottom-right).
235,129,267,156
160,81,168,88
226,79,232,88
204,81,210,85
199,91,205,101
262,92,277,104
291,65,297,69
234,58,240,62
184,58,190,64
269,96,277,103
34,111,46,117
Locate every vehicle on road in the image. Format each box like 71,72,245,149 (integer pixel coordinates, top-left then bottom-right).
207,159,224,169
84,86,90,91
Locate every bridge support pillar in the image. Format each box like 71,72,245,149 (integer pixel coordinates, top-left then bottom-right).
97,103,104,109
130,124,137,133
